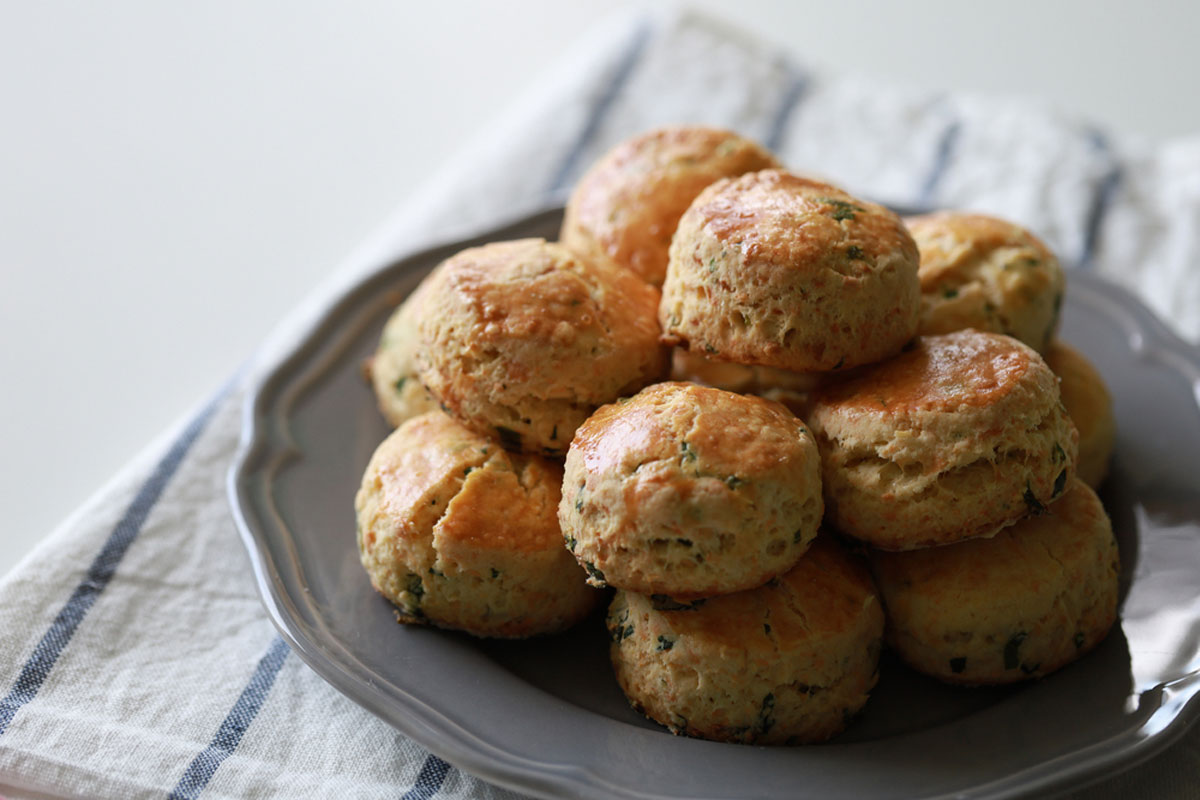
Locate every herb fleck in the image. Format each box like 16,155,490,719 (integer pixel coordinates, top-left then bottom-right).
680,440,698,463
550,425,558,441
764,623,772,635
1004,632,1028,670
1023,483,1047,515
943,287,959,299
495,426,522,451
393,376,407,393
818,197,865,222
1074,631,1086,649
757,692,776,735
1052,468,1068,497
490,568,500,578
563,532,578,551
832,356,845,370
583,561,606,584
656,635,675,652
651,595,706,611
725,476,744,490
846,245,864,260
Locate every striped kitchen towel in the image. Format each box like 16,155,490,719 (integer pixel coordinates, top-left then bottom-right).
1,8,1198,800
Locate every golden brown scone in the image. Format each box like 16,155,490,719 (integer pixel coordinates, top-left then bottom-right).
355,411,601,638
1043,340,1116,488
660,170,921,372
561,126,779,286
608,536,884,744
415,239,667,455
871,479,1119,685
369,278,441,427
808,330,1078,550
907,211,1065,352
559,382,822,599
668,348,820,414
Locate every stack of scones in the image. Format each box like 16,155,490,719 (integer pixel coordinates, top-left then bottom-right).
355,126,1120,745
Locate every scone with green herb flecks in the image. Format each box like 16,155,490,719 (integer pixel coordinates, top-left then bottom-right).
415,238,666,456
356,411,600,638
608,536,884,744
908,211,1065,352
660,170,920,373
870,479,1119,684
559,381,822,599
808,330,1078,550
368,277,440,428
561,125,779,286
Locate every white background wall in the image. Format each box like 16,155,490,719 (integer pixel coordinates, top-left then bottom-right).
3,0,1198,577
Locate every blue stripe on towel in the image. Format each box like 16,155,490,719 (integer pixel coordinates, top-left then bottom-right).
764,66,809,153
0,385,229,737
167,636,291,800
917,119,962,208
548,21,652,195
1079,128,1123,271
400,755,453,800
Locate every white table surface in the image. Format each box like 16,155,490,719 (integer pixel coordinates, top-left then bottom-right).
2,0,1198,579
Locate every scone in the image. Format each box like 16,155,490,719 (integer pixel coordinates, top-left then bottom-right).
559,382,822,599
368,277,440,427
660,170,921,372
1043,340,1116,488
871,479,1120,684
415,238,666,455
356,411,600,638
669,348,820,414
907,211,1065,352
608,536,884,744
561,125,779,286
808,330,1079,550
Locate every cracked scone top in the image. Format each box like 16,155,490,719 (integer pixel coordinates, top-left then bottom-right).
608,536,884,744
871,479,1119,685
659,170,921,372
560,125,779,286
559,382,822,599
355,411,600,638
415,238,666,455
907,211,1065,352
808,330,1078,550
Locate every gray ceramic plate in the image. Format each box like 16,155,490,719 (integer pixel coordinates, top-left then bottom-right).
229,207,1200,799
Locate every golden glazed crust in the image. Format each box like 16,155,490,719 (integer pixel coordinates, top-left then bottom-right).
908,211,1065,352
608,536,884,744
559,382,822,598
871,480,1120,685
1043,340,1115,488
355,411,600,638
415,238,667,455
561,126,779,286
660,170,921,372
808,330,1078,550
